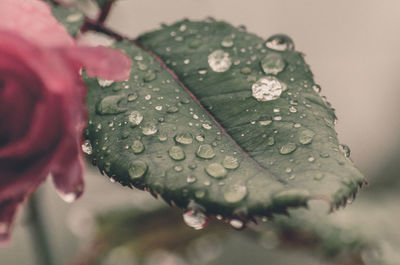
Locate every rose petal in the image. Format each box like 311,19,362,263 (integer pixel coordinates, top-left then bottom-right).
51,137,85,203
0,0,74,47
60,46,131,81
0,198,23,245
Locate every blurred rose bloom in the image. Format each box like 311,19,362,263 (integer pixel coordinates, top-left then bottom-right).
0,0,131,243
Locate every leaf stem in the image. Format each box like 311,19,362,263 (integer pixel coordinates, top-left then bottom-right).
28,191,57,265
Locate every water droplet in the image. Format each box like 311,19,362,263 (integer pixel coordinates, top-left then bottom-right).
252,76,287,101
127,93,138,102
179,24,187,32
308,156,315,162
313,84,321,93
168,146,186,161
202,123,212,130
66,13,83,23
196,135,205,142
222,156,239,169
189,39,202,49
195,190,206,199
320,152,329,158
138,62,148,71
198,68,208,75
96,95,127,115
220,36,234,48
240,67,251,75
142,122,158,135
174,165,184,172
265,34,294,51
299,129,315,145
143,71,156,82
97,78,114,87
131,140,144,154
208,50,232,72
183,203,208,230
184,59,190,64
224,184,247,203
128,111,143,127
128,161,148,180
174,132,193,145
196,144,215,159
81,140,93,155
314,173,324,180
155,105,163,111
205,163,227,179
280,143,297,154
339,144,351,157
57,185,83,203
229,219,244,229
261,53,286,75
166,106,179,113
289,106,297,113
158,133,168,142
266,136,275,146
187,175,197,183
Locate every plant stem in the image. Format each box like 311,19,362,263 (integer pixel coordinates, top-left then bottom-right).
28,191,56,265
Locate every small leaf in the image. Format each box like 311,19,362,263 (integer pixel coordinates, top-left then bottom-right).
47,1,85,36
85,20,365,223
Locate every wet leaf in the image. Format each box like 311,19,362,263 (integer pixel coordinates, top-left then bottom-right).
84,20,365,224
47,1,85,36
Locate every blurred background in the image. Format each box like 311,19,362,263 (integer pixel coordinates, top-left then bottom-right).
1,0,400,264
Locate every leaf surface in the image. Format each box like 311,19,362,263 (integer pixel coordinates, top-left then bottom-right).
85,20,365,221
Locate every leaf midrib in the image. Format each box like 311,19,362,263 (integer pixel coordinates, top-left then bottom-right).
132,39,280,181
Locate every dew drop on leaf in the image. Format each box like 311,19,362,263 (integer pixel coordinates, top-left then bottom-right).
220,36,234,48
186,175,197,183
252,76,287,101
229,219,244,229
261,53,286,75
183,202,209,230
142,122,158,135
266,136,275,146
224,183,248,203
265,34,294,51
174,132,193,145
97,78,114,87
168,146,186,161
128,161,148,180
81,140,93,155
96,95,127,115
280,143,297,155
222,156,239,169
240,67,252,75
196,144,215,159
299,129,315,145
339,144,351,157
127,93,138,102
131,140,145,154
208,50,232,72
128,111,143,127
205,163,227,179
313,84,321,93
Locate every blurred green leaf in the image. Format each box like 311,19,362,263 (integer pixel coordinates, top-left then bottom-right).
47,1,85,36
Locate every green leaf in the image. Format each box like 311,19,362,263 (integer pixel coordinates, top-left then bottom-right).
84,20,365,223
47,1,85,36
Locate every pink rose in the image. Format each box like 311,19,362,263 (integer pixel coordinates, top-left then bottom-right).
0,0,131,243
